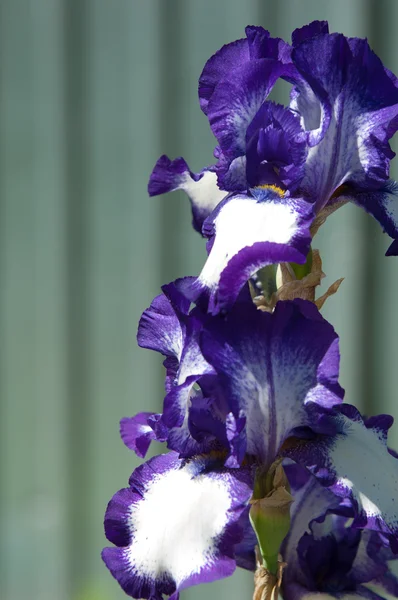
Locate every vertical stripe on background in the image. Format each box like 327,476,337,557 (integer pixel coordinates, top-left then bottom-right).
0,1,67,600
64,0,92,597
158,0,190,283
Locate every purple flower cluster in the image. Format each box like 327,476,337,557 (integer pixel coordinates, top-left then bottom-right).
103,21,398,600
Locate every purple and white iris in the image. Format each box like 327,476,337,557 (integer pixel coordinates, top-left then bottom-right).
104,286,398,598
150,20,398,312
103,19,398,600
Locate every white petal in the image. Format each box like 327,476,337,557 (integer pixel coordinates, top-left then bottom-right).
182,170,227,219
199,194,307,290
128,462,234,584
327,416,398,531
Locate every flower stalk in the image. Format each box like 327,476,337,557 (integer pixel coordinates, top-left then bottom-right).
250,462,293,575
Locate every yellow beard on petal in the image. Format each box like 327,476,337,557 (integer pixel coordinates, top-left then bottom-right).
255,184,285,197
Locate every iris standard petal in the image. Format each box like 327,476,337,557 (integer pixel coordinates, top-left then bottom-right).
199,37,250,114
245,25,292,63
245,101,307,190
291,20,329,46
292,32,398,211
199,299,343,465
199,25,291,115
207,59,297,161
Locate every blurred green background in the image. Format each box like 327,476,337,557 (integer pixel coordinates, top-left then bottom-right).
1,1,398,599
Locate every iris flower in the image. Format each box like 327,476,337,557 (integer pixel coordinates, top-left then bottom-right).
149,21,398,312
103,19,398,600
102,287,398,599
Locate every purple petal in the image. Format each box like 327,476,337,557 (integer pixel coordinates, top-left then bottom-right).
284,464,352,559
245,101,307,190
233,508,257,571
162,384,216,457
351,184,398,255
282,464,395,599
120,413,167,458
292,33,398,210
188,396,231,451
387,237,398,256
138,284,220,458
215,154,247,193
102,452,253,599
199,299,343,465
148,155,227,233
199,26,292,115
207,58,297,160
284,405,398,547
199,37,250,115
245,25,292,63
138,280,211,389
137,292,186,361
161,311,214,423
291,20,329,46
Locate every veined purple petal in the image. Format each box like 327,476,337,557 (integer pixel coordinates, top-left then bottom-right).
292,33,398,211
184,187,313,313
148,155,227,233
138,281,211,391
137,283,218,458
284,528,391,599
283,464,352,564
120,413,167,458
137,292,187,362
207,58,297,160
187,396,236,457
215,154,247,193
351,184,398,256
159,305,215,449
245,101,307,190
162,383,220,458
284,405,398,548
282,463,396,600
199,299,343,465
245,25,292,63
102,452,253,599
291,20,329,46
199,37,250,115
199,26,292,115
